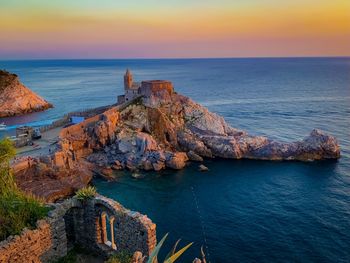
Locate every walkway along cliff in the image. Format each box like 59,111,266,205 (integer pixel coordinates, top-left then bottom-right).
12,70,340,201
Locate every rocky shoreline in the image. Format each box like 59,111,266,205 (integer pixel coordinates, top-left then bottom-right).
0,70,52,117
12,79,340,201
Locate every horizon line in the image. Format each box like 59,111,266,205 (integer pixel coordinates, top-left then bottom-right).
1,55,349,62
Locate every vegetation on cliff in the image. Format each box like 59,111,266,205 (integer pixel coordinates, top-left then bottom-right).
0,138,49,240
0,70,18,92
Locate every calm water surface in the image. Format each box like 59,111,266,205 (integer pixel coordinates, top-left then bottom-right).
0,58,349,262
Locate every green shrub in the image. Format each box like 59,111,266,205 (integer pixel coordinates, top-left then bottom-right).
105,251,133,263
0,138,49,241
75,186,97,201
0,138,16,194
0,193,49,240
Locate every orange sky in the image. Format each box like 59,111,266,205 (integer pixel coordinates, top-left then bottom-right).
0,0,349,59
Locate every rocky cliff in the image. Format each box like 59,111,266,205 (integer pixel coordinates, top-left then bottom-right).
13,156,93,202
62,87,340,173
13,86,340,201
0,70,52,117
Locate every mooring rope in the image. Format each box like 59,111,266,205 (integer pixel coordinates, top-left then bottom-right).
191,185,211,262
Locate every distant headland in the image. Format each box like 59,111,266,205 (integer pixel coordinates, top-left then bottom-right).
0,70,52,118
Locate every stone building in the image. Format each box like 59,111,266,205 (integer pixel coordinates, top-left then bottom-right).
117,69,174,104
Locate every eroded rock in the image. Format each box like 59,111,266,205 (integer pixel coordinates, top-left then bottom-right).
199,164,209,172
187,151,204,162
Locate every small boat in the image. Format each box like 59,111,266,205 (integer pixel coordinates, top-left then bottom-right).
0,122,6,131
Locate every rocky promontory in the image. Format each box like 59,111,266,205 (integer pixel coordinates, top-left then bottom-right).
0,70,52,117
12,79,340,201
82,88,340,172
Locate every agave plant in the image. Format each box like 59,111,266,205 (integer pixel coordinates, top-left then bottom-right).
75,186,97,201
147,233,193,263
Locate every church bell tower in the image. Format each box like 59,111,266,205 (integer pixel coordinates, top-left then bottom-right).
124,69,133,90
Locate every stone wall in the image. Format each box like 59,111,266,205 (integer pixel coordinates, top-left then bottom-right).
59,107,120,156
118,95,126,104
0,195,156,263
0,209,67,263
39,104,114,133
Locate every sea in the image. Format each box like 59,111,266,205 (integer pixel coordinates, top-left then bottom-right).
0,58,349,262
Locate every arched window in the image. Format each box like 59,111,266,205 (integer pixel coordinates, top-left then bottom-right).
100,212,117,250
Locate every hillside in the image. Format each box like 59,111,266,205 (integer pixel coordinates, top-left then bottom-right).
0,70,52,118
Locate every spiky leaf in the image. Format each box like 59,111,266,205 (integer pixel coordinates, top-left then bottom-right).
165,239,181,260
147,233,169,263
164,242,193,263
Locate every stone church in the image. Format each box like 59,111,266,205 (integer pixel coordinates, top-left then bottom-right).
117,69,173,104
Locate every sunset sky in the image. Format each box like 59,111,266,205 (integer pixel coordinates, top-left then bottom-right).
0,0,349,59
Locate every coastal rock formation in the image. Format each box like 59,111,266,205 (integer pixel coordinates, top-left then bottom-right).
13,78,340,201
11,107,120,201
60,85,340,173
0,70,52,117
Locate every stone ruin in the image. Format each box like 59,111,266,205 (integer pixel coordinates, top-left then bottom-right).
0,195,156,263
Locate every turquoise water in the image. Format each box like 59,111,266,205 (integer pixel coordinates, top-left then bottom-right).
1,58,349,262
